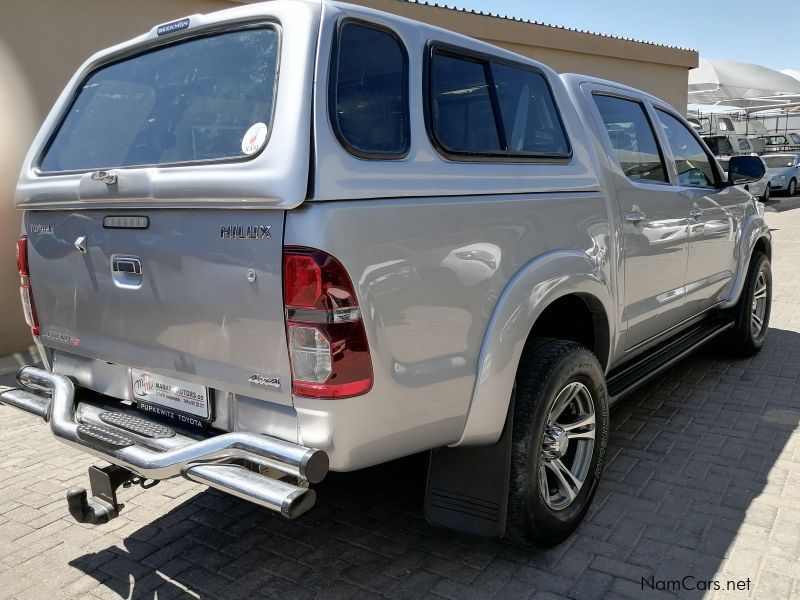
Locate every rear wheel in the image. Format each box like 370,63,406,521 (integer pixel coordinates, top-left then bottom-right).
727,251,771,356
506,339,609,547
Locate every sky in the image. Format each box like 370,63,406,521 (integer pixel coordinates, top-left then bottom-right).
434,0,795,71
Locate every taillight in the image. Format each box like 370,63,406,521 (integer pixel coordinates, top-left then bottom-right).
16,236,39,336
284,247,372,399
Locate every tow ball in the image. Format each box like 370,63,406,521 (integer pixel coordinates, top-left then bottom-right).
66,465,157,525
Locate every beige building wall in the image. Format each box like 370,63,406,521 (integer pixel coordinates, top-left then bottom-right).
353,0,698,112
0,0,231,353
0,0,697,353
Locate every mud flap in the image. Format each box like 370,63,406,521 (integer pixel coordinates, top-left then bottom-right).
424,399,513,537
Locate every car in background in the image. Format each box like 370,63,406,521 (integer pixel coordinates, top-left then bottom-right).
718,156,772,200
758,134,800,153
763,153,800,196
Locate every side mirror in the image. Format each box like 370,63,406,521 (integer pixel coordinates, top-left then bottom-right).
727,155,765,185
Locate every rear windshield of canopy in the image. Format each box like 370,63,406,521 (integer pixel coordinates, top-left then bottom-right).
40,27,279,173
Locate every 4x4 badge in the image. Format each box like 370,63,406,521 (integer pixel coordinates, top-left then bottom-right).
248,374,280,389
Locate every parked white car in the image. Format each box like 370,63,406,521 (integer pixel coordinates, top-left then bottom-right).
763,153,800,196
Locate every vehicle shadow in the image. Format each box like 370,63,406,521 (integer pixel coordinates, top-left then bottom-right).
763,195,800,213
68,327,800,599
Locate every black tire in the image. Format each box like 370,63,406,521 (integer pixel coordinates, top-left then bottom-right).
762,184,770,202
727,252,772,356
506,339,609,547
788,178,797,196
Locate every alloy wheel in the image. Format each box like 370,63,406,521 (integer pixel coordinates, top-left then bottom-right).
751,269,768,338
539,381,596,511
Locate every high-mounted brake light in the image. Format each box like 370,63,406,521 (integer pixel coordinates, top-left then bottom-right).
284,247,372,399
16,236,39,336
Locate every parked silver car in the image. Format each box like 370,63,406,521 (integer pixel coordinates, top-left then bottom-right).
1,0,771,547
763,153,800,196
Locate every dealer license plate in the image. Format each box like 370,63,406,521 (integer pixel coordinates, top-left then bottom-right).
130,370,210,421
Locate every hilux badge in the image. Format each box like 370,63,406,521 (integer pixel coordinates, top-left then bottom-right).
220,225,271,240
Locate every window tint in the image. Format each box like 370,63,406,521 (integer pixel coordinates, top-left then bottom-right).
430,53,501,153
332,22,408,157
492,63,569,155
656,110,717,188
592,95,667,183
41,28,279,173
429,49,570,158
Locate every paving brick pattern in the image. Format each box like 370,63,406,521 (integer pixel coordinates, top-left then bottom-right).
2,201,800,599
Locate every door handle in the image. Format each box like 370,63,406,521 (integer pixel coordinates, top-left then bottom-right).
624,210,647,224
112,256,142,275
688,208,703,220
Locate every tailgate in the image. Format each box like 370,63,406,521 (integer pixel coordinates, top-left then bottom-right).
26,209,293,406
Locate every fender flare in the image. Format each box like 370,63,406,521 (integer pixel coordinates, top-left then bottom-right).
720,211,771,309
453,249,614,447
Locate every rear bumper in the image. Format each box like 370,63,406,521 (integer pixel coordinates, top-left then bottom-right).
0,366,328,519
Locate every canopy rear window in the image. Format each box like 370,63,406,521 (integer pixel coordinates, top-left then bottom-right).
40,26,279,173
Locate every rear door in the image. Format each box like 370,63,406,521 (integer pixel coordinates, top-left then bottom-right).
586,87,693,349
652,107,749,317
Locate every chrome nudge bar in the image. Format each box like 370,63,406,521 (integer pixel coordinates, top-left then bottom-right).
0,366,328,520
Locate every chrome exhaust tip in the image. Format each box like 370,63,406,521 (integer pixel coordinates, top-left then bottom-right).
184,464,316,519
0,388,51,420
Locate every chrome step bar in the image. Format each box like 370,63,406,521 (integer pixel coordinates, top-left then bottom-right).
0,366,328,519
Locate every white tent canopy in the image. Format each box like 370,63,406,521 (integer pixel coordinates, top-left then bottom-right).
689,59,800,112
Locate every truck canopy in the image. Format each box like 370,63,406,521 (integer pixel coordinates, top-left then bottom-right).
15,1,319,209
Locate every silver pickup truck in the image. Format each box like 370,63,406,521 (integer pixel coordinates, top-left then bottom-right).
2,0,771,547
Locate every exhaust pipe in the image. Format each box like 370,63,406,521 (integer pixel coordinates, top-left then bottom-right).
0,388,50,420
0,366,328,521
184,464,316,519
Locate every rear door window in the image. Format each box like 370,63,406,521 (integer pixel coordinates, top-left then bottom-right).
592,94,668,183
330,21,409,158
40,27,280,173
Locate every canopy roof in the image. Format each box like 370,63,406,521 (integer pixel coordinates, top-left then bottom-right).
689,59,800,113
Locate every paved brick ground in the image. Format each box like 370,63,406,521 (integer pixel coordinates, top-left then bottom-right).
2,200,800,600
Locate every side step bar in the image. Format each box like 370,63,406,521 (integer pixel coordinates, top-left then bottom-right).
0,367,328,521
607,315,734,400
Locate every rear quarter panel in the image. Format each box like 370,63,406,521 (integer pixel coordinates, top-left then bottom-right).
286,192,612,469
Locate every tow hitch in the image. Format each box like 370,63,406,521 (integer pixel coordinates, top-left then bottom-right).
66,464,154,524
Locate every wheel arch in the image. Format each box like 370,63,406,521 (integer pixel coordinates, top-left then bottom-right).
454,250,614,447
721,213,772,309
